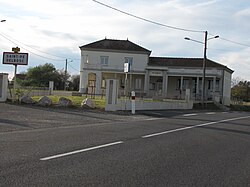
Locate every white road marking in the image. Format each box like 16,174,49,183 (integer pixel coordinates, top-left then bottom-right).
40,141,123,161
145,118,163,121
142,115,250,138
150,112,164,116
222,112,229,114
206,112,216,115
183,113,197,117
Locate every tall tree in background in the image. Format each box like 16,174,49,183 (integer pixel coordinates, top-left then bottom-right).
17,63,67,89
231,78,250,102
25,63,61,87
70,74,80,91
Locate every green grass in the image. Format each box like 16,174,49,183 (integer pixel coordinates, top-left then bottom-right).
31,95,106,109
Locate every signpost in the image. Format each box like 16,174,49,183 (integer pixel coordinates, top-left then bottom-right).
2,47,29,102
124,62,130,97
123,62,131,110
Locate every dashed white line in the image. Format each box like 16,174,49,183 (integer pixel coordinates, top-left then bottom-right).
40,115,250,161
40,141,123,161
183,113,198,117
145,117,163,121
206,112,216,115
150,112,164,116
142,115,250,139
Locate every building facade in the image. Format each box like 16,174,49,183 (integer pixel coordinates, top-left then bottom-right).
79,38,233,106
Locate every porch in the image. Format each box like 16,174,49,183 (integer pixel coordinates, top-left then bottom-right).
85,71,223,103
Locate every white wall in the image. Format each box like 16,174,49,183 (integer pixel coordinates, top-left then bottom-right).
0,73,8,102
223,70,232,106
79,49,149,94
81,50,149,71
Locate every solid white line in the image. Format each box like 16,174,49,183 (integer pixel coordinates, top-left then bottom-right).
142,115,250,139
183,113,197,117
40,141,123,161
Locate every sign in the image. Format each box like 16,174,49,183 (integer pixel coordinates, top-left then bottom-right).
149,71,163,76
2,52,28,65
124,62,130,73
12,47,20,53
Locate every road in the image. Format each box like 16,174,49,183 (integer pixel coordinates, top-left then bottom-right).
0,103,250,186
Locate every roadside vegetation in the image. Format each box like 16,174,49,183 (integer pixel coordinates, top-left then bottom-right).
230,102,250,111
230,77,250,111
8,64,250,112
13,63,79,91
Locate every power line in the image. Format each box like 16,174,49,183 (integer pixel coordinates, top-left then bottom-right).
209,32,250,48
68,63,79,72
92,0,204,33
0,32,65,61
219,37,250,48
0,32,67,61
0,32,67,59
93,0,250,49
208,47,239,52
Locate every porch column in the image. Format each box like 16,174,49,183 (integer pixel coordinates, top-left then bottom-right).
144,70,149,96
129,74,133,93
213,76,216,100
95,72,102,95
196,77,199,99
180,76,183,91
180,76,184,99
162,71,168,97
219,77,223,102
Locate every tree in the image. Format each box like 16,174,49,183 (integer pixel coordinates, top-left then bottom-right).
231,77,244,87
231,79,250,102
57,69,71,90
70,74,80,91
17,63,65,89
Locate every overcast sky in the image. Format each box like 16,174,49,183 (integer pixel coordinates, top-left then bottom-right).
0,0,250,80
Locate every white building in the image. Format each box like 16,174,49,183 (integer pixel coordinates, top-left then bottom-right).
79,38,233,106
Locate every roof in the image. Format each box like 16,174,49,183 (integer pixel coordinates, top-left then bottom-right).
79,38,151,55
149,57,234,73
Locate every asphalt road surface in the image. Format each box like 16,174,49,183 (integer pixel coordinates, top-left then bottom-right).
0,103,250,186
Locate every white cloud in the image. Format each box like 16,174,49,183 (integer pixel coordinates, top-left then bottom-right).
0,0,250,80
217,48,250,80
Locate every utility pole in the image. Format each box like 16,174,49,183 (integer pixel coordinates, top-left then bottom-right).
202,31,208,109
64,59,68,91
185,31,218,109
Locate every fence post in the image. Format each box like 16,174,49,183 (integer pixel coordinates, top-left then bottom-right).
131,91,135,114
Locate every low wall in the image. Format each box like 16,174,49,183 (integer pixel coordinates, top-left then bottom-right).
105,99,193,111
0,73,8,102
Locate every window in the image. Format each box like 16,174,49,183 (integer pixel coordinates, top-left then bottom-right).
149,83,155,90
177,79,189,90
215,79,220,91
208,80,213,90
101,78,106,88
125,57,133,67
135,78,142,90
100,56,109,65
120,78,125,89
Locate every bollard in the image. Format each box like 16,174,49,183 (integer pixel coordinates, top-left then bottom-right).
131,91,135,114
